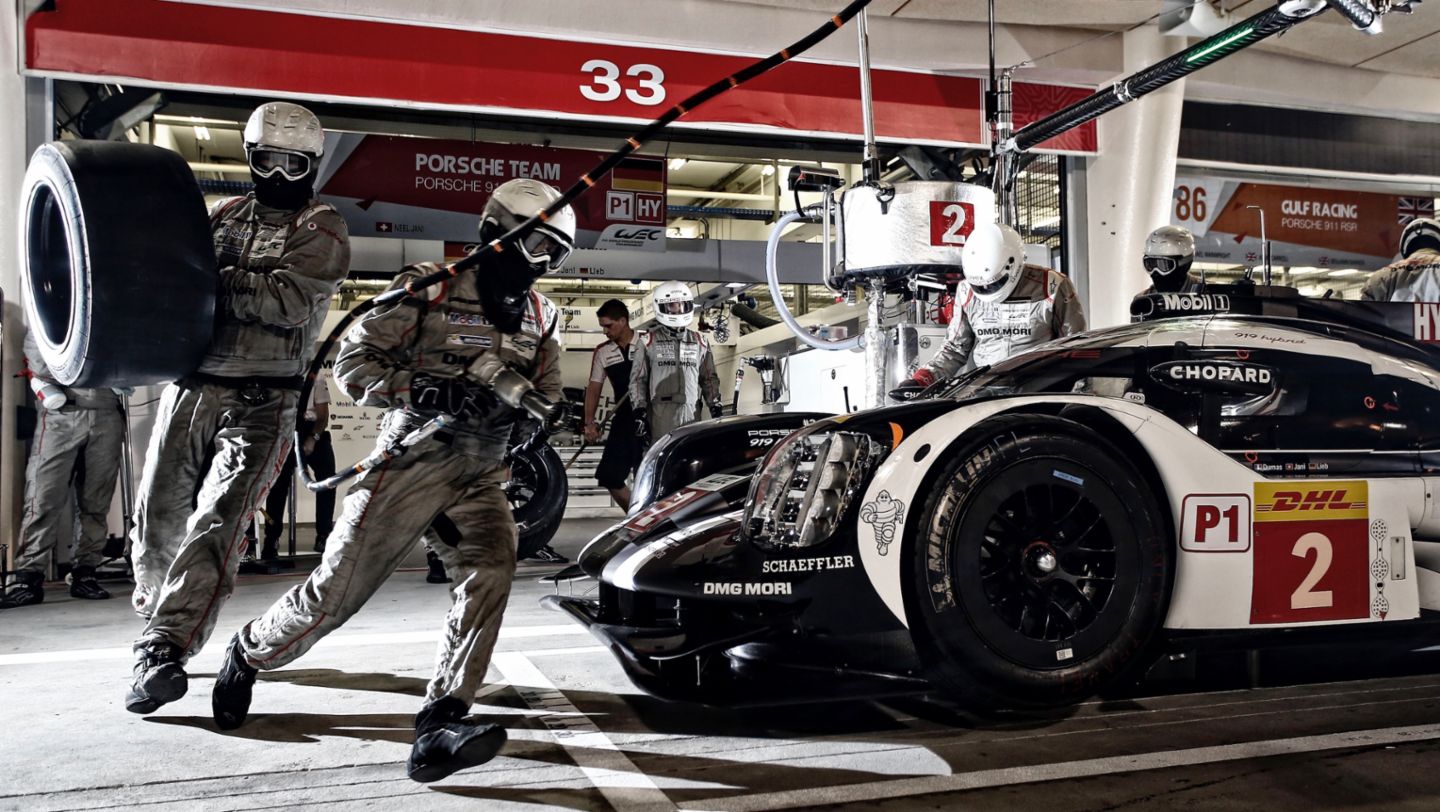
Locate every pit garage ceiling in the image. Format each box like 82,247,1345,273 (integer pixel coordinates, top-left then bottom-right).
160,1,1440,74
60,1,1440,118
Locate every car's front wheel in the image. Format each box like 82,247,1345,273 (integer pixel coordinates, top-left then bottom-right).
909,414,1170,709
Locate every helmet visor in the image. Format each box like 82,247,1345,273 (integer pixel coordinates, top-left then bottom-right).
971,273,1011,298
1144,256,1181,277
517,228,573,272
657,301,695,316
249,148,312,182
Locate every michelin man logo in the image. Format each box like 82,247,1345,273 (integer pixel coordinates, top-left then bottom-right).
860,491,905,556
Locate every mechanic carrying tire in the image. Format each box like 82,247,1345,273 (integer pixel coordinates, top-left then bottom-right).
910,413,1171,708
889,223,1087,401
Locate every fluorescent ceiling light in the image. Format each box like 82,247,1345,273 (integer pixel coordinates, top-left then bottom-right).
668,158,688,170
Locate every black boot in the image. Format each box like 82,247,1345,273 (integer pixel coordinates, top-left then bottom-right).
125,641,188,714
69,566,111,600
426,551,451,584
0,571,44,608
212,633,259,730
407,696,507,783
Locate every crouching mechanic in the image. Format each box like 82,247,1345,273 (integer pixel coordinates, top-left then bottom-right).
630,281,723,446
126,101,350,713
208,179,573,784
890,222,1086,400
1137,225,1203,296
1362,218,1440,302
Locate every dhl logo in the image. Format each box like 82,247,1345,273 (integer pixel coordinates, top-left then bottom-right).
1254,481,1368,522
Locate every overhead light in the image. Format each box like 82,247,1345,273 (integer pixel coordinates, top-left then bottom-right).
193,124,212,141
761,164,776,177
726,282,748,289
668,158,688,170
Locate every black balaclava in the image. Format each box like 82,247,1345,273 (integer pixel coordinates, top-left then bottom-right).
477,221,545,334
252,166,316,211
1144,255,1194,293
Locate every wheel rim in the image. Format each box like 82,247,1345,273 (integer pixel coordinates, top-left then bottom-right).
506,453,542,528
950,458,1141,670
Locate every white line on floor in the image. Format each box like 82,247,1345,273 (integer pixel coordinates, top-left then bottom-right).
492,651,676,812
680,722,1440,811
0,625,589,666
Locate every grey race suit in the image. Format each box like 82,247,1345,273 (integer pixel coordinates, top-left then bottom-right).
1361,249,1440,301
14,332,123,575
628,327,721,439
131,195,349,658
923,265,1087,379
237,264,562,706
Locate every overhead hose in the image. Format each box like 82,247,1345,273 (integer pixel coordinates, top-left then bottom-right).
296,0,876,489
766,209,864,352
731,302,779,329
1008,4,1320,154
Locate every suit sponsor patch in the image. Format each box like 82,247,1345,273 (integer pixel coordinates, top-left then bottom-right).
447,334,493,348
448,312,488,327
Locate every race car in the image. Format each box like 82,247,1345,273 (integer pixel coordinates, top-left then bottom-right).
544,287,1440,708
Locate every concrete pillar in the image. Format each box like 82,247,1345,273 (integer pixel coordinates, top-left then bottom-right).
1082,25,1186,328
2,3,29,555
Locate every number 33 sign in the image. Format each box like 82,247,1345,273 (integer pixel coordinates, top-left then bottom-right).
1250,481,1370,624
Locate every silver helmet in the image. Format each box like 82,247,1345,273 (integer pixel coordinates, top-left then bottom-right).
243,102,324,182
1143,225,1196,279
480,179,577,273
1401,217,1440,259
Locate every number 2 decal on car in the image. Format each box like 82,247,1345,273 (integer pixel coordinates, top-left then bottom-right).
1250,481,1370,624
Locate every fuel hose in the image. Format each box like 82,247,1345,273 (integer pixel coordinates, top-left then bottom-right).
297,0,876,489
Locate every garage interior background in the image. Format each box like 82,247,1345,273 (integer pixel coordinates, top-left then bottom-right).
2,0,1440,549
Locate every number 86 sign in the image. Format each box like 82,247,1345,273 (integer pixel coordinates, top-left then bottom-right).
1250,481,1370,624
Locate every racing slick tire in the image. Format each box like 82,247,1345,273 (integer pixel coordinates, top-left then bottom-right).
909,414,1171,709
509,442,568,560
20,141,216,387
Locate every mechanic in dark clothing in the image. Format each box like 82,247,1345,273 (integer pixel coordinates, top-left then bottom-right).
584,299,642,510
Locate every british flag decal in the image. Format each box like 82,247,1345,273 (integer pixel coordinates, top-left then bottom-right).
1398,197,1435,225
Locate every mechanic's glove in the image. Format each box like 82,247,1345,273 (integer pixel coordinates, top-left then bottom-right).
708,400,725,420
888,369,936,402
633,408,651,444
410,372,482,419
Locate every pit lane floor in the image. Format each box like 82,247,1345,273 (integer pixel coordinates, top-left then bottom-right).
5,518,1440,811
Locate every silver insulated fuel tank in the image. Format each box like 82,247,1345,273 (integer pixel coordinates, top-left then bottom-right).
838,181,998,280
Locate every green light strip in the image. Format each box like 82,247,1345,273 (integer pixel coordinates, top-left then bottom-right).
1185,25,1255,63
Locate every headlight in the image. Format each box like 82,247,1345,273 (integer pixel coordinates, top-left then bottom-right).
743,431,881,549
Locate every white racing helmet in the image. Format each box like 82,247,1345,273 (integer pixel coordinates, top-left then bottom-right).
480,178,577,273
652,280,695,328
243,102,324,182
1143,225,1196,279
961,222,1026,302
1401,217,1440,259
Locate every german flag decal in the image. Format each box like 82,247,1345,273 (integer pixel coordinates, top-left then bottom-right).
1254,481,1368,522
611,157,665,193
